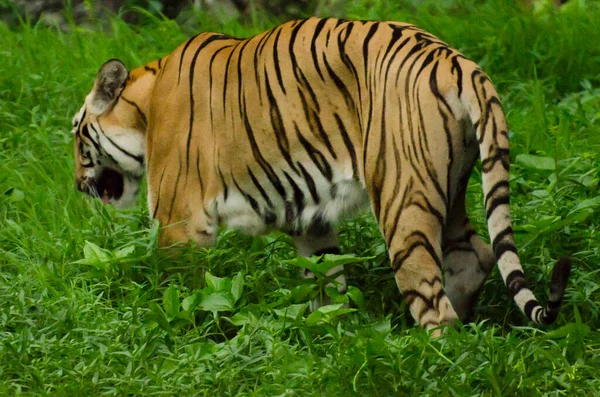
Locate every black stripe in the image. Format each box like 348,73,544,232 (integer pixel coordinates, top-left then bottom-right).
402,289,435,310
484,180,510,208
208,45,234,133
232,176,261,215
218,168,229,201
410,192,445,227
392,231,441,272
264,73,298,172
481,148,510,173
187,35,232,174
120,96,147,125
297,162,320,204
486,194,510,219
272,27,286,95
494,241,517,260
492,226,513,252
178,34,200,84
80,125,101,152
247,167,274,208
94,124,144,164
505,269,527,297
524,300,539,320
167,156,182,224
380,135,403,228
241,96,287,199
335,114,358,178
152,166,167,217
196,147,204,194
221,39,238,116
144,65,157,74
430,61,454,207
450,55,463,97
322,54,355,113
362,22,380,81
283,171,305,216
310,18,328,81
295,123,333,182
385,176,414,244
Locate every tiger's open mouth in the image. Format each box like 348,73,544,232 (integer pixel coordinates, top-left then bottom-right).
95,168,124,204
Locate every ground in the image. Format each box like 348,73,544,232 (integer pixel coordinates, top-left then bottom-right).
1,0,599,395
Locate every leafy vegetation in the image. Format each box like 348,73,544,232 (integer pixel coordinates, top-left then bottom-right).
1,0,599,395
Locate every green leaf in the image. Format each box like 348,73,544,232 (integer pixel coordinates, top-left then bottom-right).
313,255,374,274
545,322,590,340
516,154,556,171
305,310,325,327
570,196,600,214
305,304,356,326
288,254,374,274
9,188,24,202
287,256,320,273
163,284,180,320
84,240,111,263
200,291,235,312
274,303,309,321
231,272,244,303
148,303,174,336
73,241,112,269
205,272,231,292
114,245,135,259
184,342,216,360
230,311,252,326
346,286,365,309
181,292,203,313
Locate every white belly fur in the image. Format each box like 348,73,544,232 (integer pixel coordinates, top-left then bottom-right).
212,176,369,236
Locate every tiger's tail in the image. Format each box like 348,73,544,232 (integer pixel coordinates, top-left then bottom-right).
462,68,571,325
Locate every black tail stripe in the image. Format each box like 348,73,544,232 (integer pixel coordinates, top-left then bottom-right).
484,180,510,207
486,194,510,219
505,269,527,296
492,226,513,251
524,300,540,320
494,241,517,260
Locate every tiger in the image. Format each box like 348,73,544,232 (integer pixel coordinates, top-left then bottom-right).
71,17,571,333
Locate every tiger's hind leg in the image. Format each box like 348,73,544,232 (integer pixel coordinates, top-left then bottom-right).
384,201,459,334
442,193,496,322
292,226,348,308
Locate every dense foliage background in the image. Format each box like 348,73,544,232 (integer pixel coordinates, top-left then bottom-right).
1,0,599,395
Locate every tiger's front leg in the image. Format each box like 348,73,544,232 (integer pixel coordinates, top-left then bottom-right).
157,207,218,249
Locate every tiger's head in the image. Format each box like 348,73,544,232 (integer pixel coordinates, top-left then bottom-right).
72,59,147,208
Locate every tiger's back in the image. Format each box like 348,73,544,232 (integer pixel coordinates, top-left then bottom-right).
71,17,570,334
149,19,468,240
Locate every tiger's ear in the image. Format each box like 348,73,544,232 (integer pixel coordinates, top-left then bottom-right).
88,59,129,115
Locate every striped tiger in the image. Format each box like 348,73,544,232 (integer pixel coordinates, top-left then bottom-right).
71,17,571,332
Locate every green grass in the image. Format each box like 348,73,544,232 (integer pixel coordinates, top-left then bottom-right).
1,0,600,395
